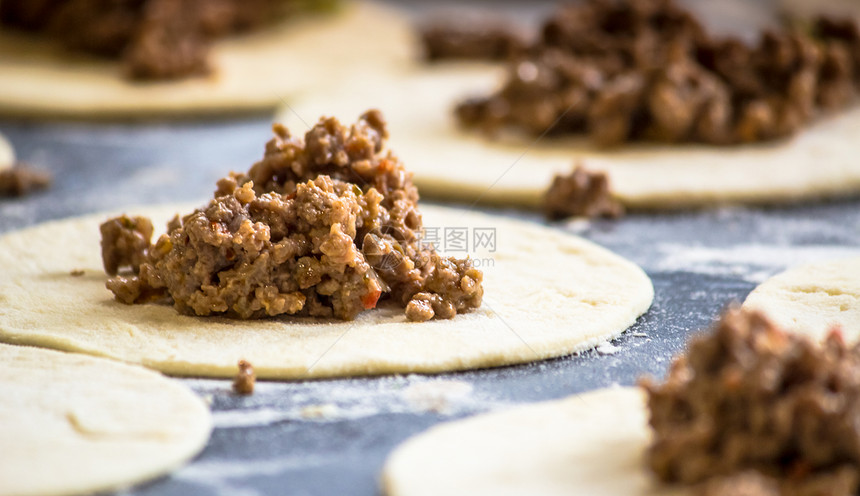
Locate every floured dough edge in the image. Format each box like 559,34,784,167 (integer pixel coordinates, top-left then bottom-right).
381,387,687,496
743,257,860,343
0,203,653,379
0,343,211,496
278,67,860,210
0,133,14,169
0,1,414,119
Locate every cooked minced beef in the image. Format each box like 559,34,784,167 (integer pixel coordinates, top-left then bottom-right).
0,165,52,197
641,307,860,496
0,0,294,80
543,165,624,219
100,215,154,277
456,0,860,147
420,17,527,62
100,110,483,322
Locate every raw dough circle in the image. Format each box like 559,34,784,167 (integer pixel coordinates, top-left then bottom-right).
0,204,653,379
279,66,860,209
0,342,211,496
382,387,685,496
0,2,413,118
0,133,13,169
743,257,860,342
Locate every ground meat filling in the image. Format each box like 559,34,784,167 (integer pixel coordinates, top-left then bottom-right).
100,214,154,276
0,0,293,80
0,165,52,197
420,17,527,62
641,308,860,496
456,0,860,147
100,111,483,322
543,165,624,219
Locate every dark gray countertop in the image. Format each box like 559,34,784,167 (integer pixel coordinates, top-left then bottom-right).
2,1,860,495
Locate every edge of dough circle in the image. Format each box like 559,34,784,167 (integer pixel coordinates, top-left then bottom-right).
0,342,211,496
381,387,684,496
0,203,653,379
0,133,13,170
743,256,860,343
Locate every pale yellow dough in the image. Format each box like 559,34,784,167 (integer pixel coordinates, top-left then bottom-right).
0,342,211,496
743,257,860,342
0,133,13,169
0,204,653,379
0,2,412,118
279,66,860,209
382,387,686,496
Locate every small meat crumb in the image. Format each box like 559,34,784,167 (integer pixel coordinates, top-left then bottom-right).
99,215,154,276
70,269,85,277
233,359,255,395
544,165,624,220
0,165,52,197
405,294,435,322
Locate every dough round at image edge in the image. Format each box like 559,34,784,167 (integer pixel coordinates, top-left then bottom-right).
0,1,413,118
382,387,686,496
0,342,211,496
279,67,860,209
743,257,860,342
0,133,14,169
0,204,653,379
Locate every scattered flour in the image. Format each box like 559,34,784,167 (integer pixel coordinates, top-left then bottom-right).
191,374,508,430
595,342,621,355
654,243,860,283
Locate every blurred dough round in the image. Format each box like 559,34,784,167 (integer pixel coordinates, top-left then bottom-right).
0,2,412,118
0,343,211,496
280,67,860,209
743,257,860,342
0,204,653,379
382,387,685,496
0,133,13,169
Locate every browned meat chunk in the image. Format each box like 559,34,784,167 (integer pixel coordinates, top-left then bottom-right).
544,165,624,220
99,215,154,276
641,307,860,496
0,165,52,197
100,110,483,322
456,0,860,147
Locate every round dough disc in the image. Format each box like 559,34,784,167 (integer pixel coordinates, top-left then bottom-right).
382,387,686,496
0,2,412,118
0,342,211,496
279,66,860,209
0,204,653,379
0,133,14,169
743,257,860,342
